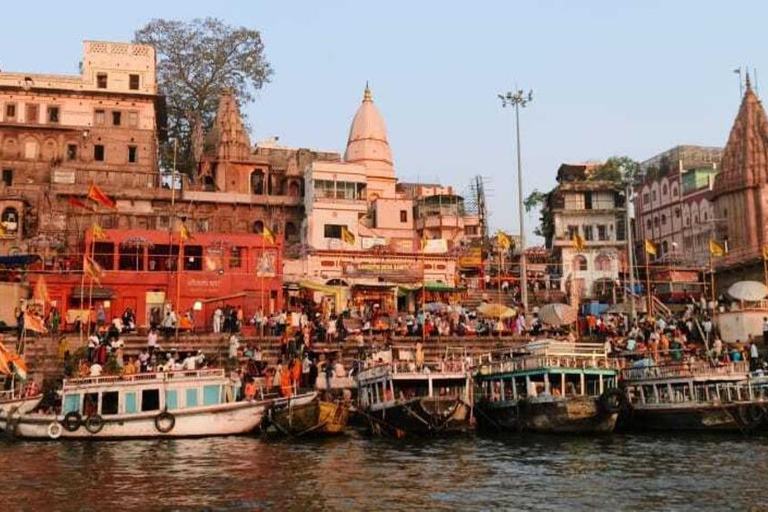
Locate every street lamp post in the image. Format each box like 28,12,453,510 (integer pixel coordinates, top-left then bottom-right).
499,89,533,313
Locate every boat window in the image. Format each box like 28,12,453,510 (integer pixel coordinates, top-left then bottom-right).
84,393,99,416
185,388,199,407
203,385,220,406
101,391,119,415
165,390,179,411
63,394,81,414
124,392,137,414
141,389,160,412
642,385,656,404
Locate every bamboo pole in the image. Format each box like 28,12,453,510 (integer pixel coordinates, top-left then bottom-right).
421,240,426,342
86,234,97,336
175,231,184,341
645,254,653,316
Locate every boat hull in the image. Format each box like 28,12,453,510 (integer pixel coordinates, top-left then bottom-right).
270,396,350,436
622,403,765,432
0,400,266,439
365,397,473,437
0,394,43,418
476,396,618,434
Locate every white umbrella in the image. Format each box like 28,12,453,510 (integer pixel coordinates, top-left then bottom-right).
539,303,577,326
727,281,768,302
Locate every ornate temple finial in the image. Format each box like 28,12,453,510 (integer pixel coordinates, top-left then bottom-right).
746,70,752,91
363,81,372,102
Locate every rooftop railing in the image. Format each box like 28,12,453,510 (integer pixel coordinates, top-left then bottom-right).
621,361,749,382
63,368,226,387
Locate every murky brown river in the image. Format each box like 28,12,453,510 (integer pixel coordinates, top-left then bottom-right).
2,432,767,511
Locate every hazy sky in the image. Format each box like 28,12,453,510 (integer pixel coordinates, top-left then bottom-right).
1,1,763,242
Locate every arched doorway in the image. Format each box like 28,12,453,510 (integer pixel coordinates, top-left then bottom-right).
252,220,264,234
250,170,265,195
1,207,20,235
285,222,298,242
288,181,300,197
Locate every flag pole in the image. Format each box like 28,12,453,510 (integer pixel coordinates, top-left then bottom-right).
645,251,653,317
763,250,768,287
261,232,266,320
176,229,184,342
421,238,426,342
86,232,97,336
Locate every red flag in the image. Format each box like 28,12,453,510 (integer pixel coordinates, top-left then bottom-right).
87,184,117,210
84,256,106,285
23,312,47,334
68,196,94,212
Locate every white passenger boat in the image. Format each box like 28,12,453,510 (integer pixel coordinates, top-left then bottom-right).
0,389,43,417
0,369,269,439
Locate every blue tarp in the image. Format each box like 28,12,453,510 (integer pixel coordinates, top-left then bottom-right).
0,255,41,267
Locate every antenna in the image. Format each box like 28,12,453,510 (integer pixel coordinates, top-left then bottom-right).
735,67,743,97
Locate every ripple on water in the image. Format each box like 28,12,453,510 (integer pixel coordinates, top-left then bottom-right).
3,433,768,511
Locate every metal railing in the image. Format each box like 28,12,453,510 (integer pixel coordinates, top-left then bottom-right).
621,361,749,382
63,368,226,387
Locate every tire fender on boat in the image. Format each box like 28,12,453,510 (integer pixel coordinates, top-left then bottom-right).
155,411,176,433
599,389,625,414
745,404,766,425
47,422,63,439
62,412,82,432
84,415,105,434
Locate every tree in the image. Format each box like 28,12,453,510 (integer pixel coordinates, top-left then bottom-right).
593,156,641,183
134,18,273,175
525,189,555,243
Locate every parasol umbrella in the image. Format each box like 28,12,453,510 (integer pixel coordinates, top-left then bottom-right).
477,302,517,318
727,281,768,302
424,302,448,313
539,303,577,326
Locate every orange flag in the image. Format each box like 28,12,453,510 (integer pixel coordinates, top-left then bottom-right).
34,276,51,304
23,312,47,334
87,184,117,210
84,256,106,285
68,196,95,212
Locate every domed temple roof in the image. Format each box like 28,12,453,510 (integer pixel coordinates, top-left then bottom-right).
344,84,394,177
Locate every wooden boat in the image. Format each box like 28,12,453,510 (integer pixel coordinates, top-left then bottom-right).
269,391,350,436
356,348,473,437
474,340,622,434
620,359,764,431
0,368,269,439
0,389,43,419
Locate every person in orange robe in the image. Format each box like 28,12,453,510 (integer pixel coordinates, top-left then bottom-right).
291,358,302,389
280,367,293,397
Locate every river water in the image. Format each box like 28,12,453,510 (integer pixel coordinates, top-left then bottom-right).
2,432,767,511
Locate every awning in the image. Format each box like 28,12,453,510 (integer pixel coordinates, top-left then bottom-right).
71,286,114,300
352,283,396,290
299,280,345,294
425,282,462,292
0,255,41,267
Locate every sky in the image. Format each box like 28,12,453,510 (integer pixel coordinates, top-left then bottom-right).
1,1,765,243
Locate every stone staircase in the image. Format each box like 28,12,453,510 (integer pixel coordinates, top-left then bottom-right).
463,288,517,310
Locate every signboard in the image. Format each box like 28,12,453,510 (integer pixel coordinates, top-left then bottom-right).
204,247,224,272
343,261,421,281
53,169,76,184
362,237,388,249
256,251,277,277
459,247,482,268
423,239,448,254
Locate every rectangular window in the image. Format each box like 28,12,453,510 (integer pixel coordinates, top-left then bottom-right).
129,74,140,90
584,192,593,210
47,106,60,123
124,392,137,414
185,388,199,408
67,144,77,161
230,247,243,268
203,385,220,406
97,73,108,89
2,169,13,186
400,210,408,223
5,103,16,120
324,224,343,239
567,225,578,240
25,103,38,123
184,245,203,271
583,225,594,241
597,225,608,241
119,246,144,271
165,390,179,411
141,389,160,412
94,144,105,161
101,391,119,415
128,145,137,163
63,394,81,414
112,111,121,126
94,109,105,125
128,111,139,127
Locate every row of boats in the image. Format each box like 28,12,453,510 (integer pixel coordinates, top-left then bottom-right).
2,339,767,439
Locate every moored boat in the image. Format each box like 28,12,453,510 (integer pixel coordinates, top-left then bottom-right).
356,348,473,437
0,368,269,439
473,340,623,434
268,391,350,436
0,389,43,418
620,358,765,431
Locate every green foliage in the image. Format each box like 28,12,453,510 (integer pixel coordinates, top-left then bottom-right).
594,156,641,183
134,18,273,175
525,189,555,244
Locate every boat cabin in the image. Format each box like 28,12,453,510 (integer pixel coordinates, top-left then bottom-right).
60,369,239,418
474,340,620,403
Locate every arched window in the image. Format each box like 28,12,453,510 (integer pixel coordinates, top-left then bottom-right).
646,219,652,230
595,253,612,271
288,181,300,197
662,184,668,195
252,220,264,234
662,241,668,254
654,217,659,228
285,222,298,242
1,207,19,235
572,255,588,272
661,214,667,225
250,170,265,195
